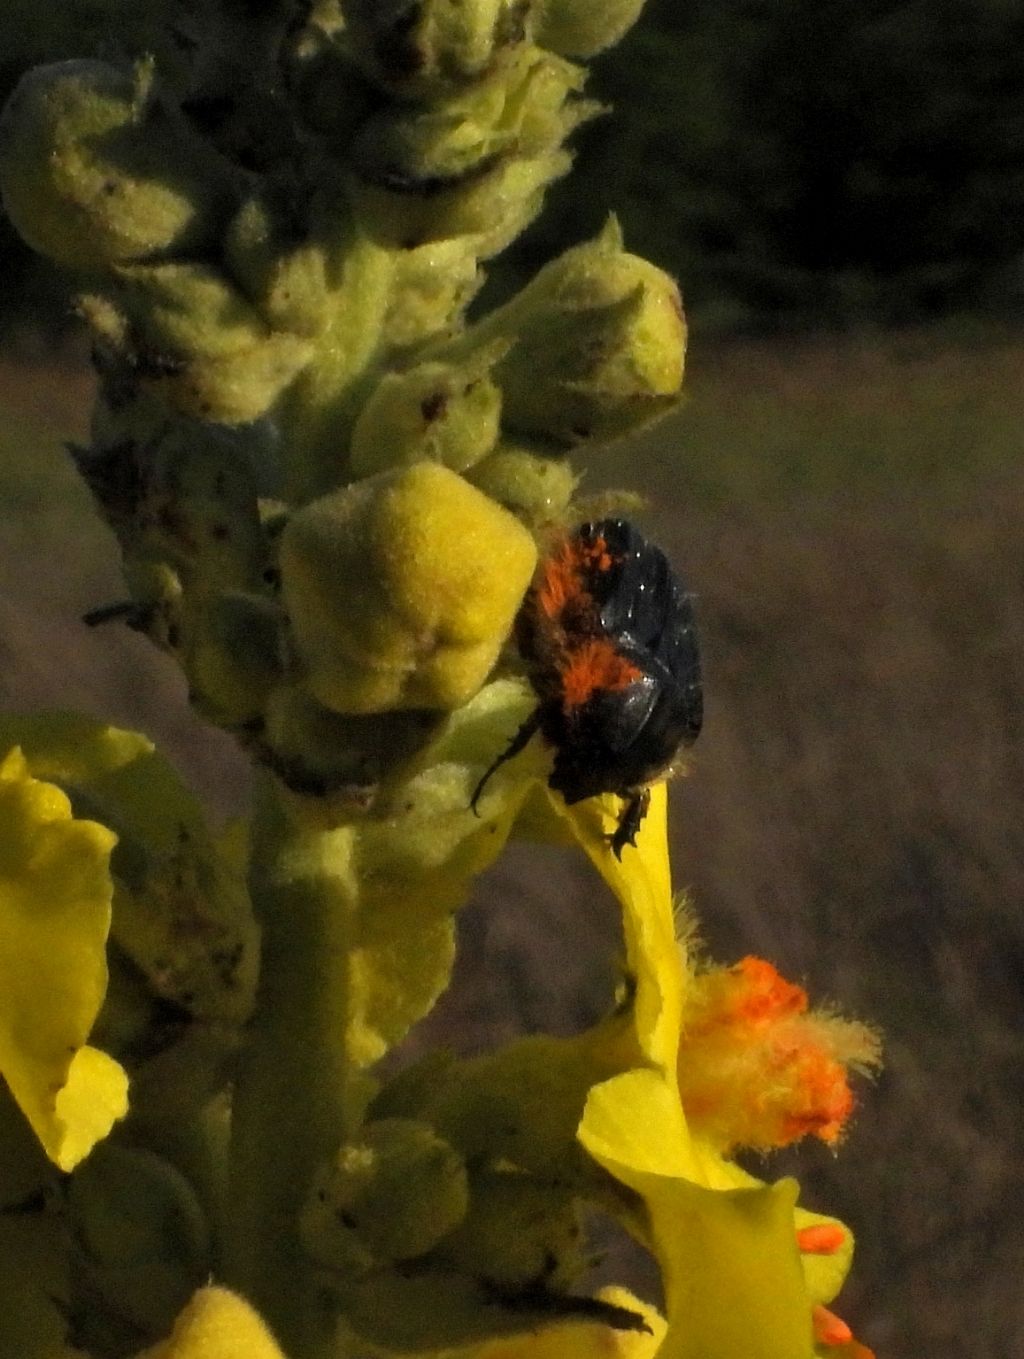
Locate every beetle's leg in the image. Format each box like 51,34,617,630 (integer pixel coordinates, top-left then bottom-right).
470,708,543,815
608,785,651,859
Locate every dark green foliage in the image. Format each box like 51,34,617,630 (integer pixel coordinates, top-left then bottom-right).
497,0,1024,328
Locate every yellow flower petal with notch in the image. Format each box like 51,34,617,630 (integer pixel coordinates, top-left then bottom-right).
0,747,127,1170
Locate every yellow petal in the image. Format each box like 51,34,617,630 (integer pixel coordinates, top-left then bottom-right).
48,1044,129,1172
0,747,127,1169
565,782,853,1359
138,1287,286,1359
563,783,682,1070
0,712,258,1026
795,1209,855,1308
647,1176,814,1359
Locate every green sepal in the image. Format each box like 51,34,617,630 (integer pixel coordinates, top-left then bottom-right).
0,1085,70,1359
330,1263,649,1355
66,1144,211,1354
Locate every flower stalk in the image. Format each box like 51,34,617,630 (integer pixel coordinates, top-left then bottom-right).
225,778,360,1357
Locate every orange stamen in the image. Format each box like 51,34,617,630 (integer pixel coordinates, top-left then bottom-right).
559,639,641,710
732,956,807,1024
796,1223,846,1255
812,1305,853,1348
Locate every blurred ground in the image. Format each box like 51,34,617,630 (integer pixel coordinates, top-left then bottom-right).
2,331,1022,1358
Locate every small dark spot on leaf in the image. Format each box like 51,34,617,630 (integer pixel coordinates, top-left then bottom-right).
421,391,447,422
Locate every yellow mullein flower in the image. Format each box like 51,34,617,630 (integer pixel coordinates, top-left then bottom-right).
556,784,870,1359
0,745,127,1171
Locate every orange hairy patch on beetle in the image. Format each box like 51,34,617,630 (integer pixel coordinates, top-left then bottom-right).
535,532,613,622
559,638,642,711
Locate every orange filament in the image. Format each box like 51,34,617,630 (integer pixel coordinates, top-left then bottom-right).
796,1223,846,1255
778,1050,854,1145
812,1305,853,1348
576,532,613,574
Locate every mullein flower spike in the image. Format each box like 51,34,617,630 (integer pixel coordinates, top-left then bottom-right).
0,1,880,1355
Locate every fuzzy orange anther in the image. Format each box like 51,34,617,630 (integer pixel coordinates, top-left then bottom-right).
812,1304,853,1347
796,1223,846,1255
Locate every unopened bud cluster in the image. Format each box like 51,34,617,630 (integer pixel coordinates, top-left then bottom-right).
0,1,684,808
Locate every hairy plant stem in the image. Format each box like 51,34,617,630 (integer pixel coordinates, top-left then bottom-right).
226,773,361,1358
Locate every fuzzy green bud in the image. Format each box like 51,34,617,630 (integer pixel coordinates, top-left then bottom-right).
537,0,648,57
383,238,484,347
345,0,535,99
467,443,577,523
301,1119,469,1269
185,592,287,727
90,419,266,590
352,47,595,256
280,462,536,713
435,1172,584,1294
349,350,504,478
0,59,228,272
450,219,686,443
66,1145,210,1350
85,262,312,424
257,682,444,812
224,195,331,338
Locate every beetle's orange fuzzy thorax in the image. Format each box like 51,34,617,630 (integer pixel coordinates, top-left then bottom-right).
558,638,642,712
535,532,612,623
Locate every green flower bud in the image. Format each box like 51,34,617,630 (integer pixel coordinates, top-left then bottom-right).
351,48,596,255
185,592,287,727
448,218,686,443
466,442,577,524
435,1171,584,1295
301,1119,469,1269
224,195,331,338
345,0,535,99
280,462,536,713
258,681,443,811
97,419,265,590
0,58,229,272
383,239,483,347
537,0,647,57
349,350,504,478
67,1145,210,1350
89,262,312,424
